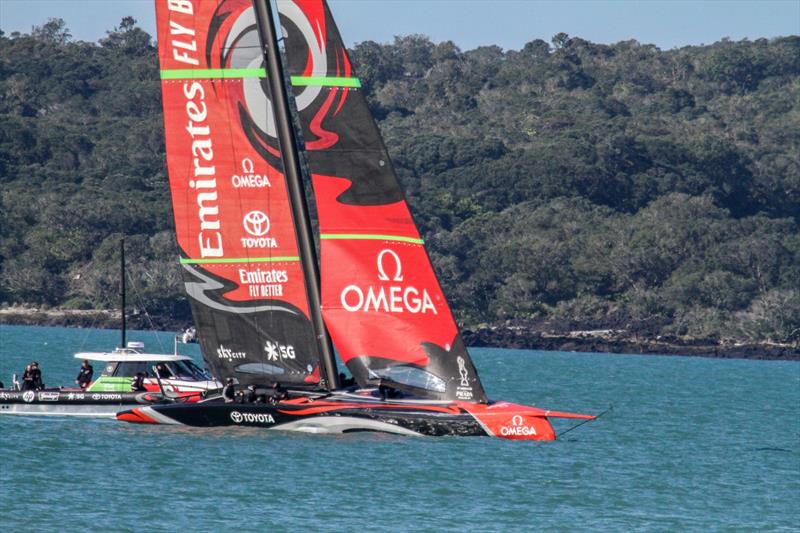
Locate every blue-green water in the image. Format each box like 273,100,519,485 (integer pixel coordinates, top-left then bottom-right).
0,324,798,531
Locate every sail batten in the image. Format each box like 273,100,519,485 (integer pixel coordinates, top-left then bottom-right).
277,0,488,403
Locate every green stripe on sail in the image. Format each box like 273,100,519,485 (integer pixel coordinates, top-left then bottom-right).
290,76,361,88
180,256,300,264
160,70,360,88
320,233,424,245
160,68,267,79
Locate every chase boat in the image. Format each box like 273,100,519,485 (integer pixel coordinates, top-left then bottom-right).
0,342,223,418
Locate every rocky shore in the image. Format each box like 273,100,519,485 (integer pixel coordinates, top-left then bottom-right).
2,306,797,360
461,327,800,361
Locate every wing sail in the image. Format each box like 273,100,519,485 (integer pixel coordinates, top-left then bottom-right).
277,0,487,402
155,0,324,388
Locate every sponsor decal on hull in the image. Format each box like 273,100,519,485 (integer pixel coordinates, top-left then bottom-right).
230,411,276,425
38,392,60,401
91,393,123,401
500,415,538,437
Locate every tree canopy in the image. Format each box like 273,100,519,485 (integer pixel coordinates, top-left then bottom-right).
1,20,798,343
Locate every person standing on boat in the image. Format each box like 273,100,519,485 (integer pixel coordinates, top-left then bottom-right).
29,362,43,390
21,364,35,391
222,378,236,403
75,360,93,389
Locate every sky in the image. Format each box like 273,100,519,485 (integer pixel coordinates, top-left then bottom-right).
0,0,798,51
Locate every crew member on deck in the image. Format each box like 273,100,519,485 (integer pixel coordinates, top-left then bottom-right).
131,372,147,392
155,363,172,379
30,362,43,390
75,359,93,389
269,382,288,404
245,384,257,403
223,378,236,403
21,364,35,391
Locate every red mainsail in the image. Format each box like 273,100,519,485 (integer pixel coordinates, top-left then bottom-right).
277,0,488,402
156,0,324,386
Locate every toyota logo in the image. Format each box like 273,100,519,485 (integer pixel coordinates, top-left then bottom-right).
230,411,243,423
243,211,270,236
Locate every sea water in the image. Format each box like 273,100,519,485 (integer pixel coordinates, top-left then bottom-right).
0,324,797,531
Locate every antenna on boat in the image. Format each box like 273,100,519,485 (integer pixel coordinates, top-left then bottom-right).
252,0,339,390
120,237,127,350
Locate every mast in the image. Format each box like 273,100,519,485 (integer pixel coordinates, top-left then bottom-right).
120,237,126,350
252,0,339,390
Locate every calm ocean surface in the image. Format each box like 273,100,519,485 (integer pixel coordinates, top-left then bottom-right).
0,324,797,531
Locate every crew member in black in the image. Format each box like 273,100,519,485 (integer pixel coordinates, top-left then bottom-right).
245,384,257,403
30,362,43,390
378,383,400,400
338,372,355,388
21,364,35,391
269,382,288,404
131,372,147,392
222,378,236,403
155,363,172,379
75,359,93,389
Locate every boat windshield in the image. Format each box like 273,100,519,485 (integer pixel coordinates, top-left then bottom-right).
162,360,212,381
369,366,447,393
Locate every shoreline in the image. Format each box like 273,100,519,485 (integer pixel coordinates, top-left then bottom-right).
1,307,797,361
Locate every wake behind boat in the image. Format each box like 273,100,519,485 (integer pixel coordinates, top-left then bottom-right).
118,0,595,440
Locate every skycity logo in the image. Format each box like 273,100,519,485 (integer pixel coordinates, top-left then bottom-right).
216,345,247,361
500,415,538,437
340,249,437,315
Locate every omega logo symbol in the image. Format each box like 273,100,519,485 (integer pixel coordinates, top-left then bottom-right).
377,249,403,281
512,415,524,426
243,210,270,236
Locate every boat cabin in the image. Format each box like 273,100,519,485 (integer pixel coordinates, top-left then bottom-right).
75,342,222,393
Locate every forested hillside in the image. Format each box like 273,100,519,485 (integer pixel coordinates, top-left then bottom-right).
1,19,798,344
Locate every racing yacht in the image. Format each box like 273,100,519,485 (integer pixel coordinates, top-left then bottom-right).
0,341,222,418
118,0,594,439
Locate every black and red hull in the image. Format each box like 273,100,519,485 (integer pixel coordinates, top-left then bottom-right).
117,394,593,441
